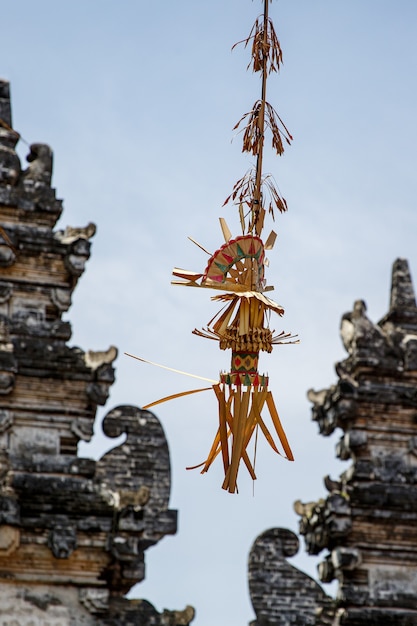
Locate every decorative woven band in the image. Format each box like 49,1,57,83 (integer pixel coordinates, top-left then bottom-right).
231,351,259,373
220,371,269,388
219,328,273,353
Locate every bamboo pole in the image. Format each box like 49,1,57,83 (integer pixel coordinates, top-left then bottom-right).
253,0,269,236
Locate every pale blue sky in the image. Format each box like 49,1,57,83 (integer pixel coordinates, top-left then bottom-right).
2,1,417,625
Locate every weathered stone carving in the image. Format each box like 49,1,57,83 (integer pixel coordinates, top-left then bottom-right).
0,410,12,433
0,148,20,187
79,588,110,614
71,416,95,442
102,599,196,626
22,143,53,186
0,524,19,555
295,258,417,625
161,605,196,626
84,345,118,370
0,320,16,394
248,527,330,626
0,79,194,626
98,405,173,512
54,221,96,244
51,287,72,312
0,587,71,626
65,236,93,276
0,243,16,267
47,522,77,559
0,80,21,187
95,405,177,593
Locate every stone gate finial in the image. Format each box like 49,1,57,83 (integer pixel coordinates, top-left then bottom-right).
0,79,21,186
389,257,417,311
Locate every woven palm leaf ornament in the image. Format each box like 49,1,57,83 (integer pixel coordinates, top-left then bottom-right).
127,0,298,493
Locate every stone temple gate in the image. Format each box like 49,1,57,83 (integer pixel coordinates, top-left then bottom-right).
247,261,417,625
0,78,194,625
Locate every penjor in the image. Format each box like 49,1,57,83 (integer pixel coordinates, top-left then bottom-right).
127,0,298,493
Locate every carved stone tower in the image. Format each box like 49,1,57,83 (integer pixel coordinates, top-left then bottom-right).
0,79,194,625
247,259,417,626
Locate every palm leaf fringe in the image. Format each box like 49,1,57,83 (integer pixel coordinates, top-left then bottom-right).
232,15,283,75
223,168,287,230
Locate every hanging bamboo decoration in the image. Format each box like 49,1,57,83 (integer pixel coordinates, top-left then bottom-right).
127,0,298,493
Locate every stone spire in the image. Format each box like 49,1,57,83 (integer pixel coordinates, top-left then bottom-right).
0,79,16,141
379,258,417,332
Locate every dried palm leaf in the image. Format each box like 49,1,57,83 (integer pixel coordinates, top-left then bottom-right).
223,168,288,231
233,100,292,158
232,15,283,75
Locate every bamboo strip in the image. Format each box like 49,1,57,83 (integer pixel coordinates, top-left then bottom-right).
240,298,250,336
224,390,256,481
242,391,266,456
188,427,232,472
211,300,237,335
250,297,260,328
257,417,280,453
185,424,228,470
211,291,284,315
245,260,254,288
187,236,211,255
227,387,250,492
197,386,234,473
255,207,266,237
243,389,268,447
228,268,241,281
214,392,256,480
171,280,202,287
264,230,277,250
125,353,217,383
240,402,258,453
203,280,260,293
142,386,212,410
198,425,222,472
256,301,265,328
213,384,230,473
222,465,232,491
172,268,204,280
185,460,206,470
266,391,294,461
219,217,232,243
242,450,256,480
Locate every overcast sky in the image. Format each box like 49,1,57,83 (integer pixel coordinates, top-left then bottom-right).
2,1,417,625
